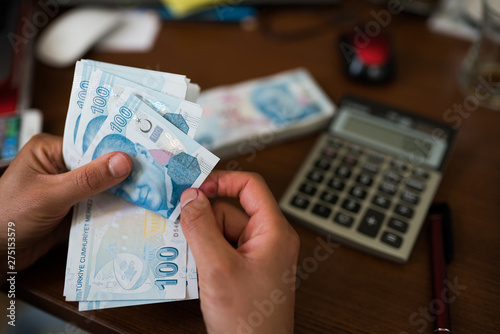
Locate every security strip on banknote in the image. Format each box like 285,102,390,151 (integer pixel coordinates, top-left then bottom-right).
62,60,218,310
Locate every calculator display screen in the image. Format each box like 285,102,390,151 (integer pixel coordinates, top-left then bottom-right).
343,117,432,158
333,109,448,169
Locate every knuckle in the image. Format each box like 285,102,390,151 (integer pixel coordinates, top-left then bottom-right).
30,132,51,143
75,166,104,191
245,171,265,183
233,171,267,191
24,133,49,152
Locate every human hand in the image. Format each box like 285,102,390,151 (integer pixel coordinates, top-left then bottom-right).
0,133,132,272
180,171,300,334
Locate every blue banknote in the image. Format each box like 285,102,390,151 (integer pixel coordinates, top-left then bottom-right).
62,61,216,310
77,94,219,221
63,60,198,170
194,68,335,158
64,193,188,302
74,69,202,159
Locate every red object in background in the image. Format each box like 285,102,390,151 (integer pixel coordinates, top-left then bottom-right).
339,28,396,83
428,203,454,334
0,0,30,116
356,36,390,67
0,72,19,115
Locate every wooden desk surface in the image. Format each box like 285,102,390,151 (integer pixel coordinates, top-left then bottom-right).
17,2,500,333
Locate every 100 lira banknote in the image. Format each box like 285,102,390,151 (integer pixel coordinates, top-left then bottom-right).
62,60,218,221
64,192,193,305
63,60,199,170
77,247,198,311
74,93,218,221
72,68,202,163
194,68,335,158
62,61,219,310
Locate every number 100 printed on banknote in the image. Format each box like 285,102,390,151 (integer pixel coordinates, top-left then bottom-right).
64,192,195,305
62,60,217,309
78,93,219,221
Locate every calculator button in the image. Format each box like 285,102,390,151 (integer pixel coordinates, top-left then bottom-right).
391,160,408,172
412,168,429,179
348,144,363,155
384,170,402,183
349,186,367,200
328,138,343,148
381,231,403,248
334,212,354,227
307,170,324,183
321,147,337,159
335,165,352,179
341,198,361,213
356,173,373,187
362,162,380,174
406,178,426,192
395,204,414,219
342,155,358,166
379,181,397,196
388,218,408,233
368,152,384,163
312,204,332,218
320,191,338,204
357,209,385,237
315,159,331,171
299,183,317,196
327,178,345,191
400,189,419,205
372,194,391,209
291,195,310,209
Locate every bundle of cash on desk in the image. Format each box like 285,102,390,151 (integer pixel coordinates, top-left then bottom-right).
62,60,219,311
194,68,335,159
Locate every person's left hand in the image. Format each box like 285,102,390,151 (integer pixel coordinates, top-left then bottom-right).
0,133,132,272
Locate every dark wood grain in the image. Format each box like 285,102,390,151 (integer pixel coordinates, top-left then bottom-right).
17,1,500,333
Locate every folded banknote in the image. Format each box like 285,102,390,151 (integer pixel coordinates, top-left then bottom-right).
62,60,219,221
62,60,218,310
63,59,199,170
76,93,218,220
73,68,202,160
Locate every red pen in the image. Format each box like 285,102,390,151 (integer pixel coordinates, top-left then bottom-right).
429,203,454,334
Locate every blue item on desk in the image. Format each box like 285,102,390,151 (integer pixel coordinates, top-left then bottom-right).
0,117,19,161
339,31,396,83
157,5,257,22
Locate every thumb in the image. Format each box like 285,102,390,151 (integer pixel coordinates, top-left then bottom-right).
180,188,235,269
55,152,132,206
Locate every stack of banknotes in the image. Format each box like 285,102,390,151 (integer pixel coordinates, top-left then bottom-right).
62,60,219,311
194,68,335,159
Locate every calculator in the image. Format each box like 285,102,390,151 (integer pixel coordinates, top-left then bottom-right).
279,95,456,263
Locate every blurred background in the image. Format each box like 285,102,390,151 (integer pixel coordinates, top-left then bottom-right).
1,0,499,333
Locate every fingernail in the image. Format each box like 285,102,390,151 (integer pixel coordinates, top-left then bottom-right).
108,153,131,178
181,188,199,209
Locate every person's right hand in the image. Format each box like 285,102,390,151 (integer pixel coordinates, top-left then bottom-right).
180,171,300,334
